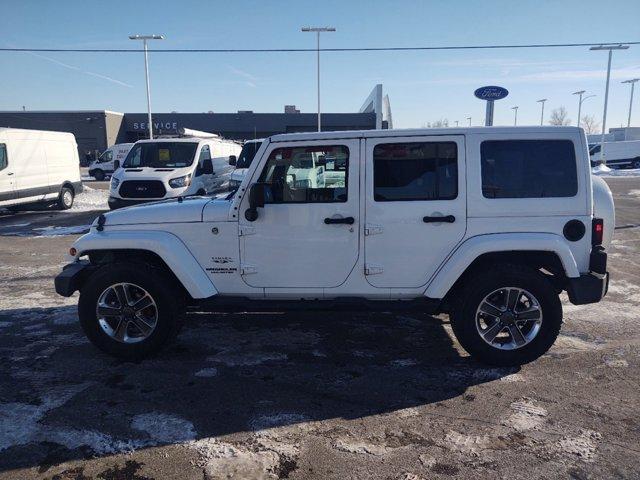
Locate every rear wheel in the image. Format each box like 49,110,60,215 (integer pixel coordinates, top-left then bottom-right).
632,158,640,169
57,186,74,210
79,263,184,359
450,265,562,366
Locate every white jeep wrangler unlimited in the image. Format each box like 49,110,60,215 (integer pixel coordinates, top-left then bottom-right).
55,127,614,366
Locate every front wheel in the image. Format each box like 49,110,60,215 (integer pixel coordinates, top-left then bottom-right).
632,158,640,169
450,265,562,366
78,263,184,359
93,169,105,181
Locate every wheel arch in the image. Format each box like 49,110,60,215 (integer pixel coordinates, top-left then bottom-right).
425,233,580,302
72,230,217,300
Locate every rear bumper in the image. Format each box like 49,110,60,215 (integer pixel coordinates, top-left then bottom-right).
567,272,609,305
54,261,96,297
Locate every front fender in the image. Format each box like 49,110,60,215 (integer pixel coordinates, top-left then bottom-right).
424,233,580,299
71,230,217,299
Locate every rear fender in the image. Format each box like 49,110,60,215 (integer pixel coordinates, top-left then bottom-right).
424,233,580,299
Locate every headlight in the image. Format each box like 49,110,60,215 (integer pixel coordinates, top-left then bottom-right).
110,176,120,189
168,174,192,189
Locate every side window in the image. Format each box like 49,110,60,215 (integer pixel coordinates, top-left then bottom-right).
481,140,577,198
0,144,7,171
124,145,141,167
199,145,211,162
101,151,113,163
259,145,348,203
373,142,458,201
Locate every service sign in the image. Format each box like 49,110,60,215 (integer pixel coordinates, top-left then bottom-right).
474,86,509,101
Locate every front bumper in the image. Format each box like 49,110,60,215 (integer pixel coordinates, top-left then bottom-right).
54,261,96,297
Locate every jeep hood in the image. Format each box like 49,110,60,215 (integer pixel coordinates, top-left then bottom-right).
96,197,212,226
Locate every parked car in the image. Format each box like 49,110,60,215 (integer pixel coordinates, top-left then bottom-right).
107,133,241,210
589,140,640,168
88,143,134,181
228,138,264,190
56,126,613,366
0,128,82,210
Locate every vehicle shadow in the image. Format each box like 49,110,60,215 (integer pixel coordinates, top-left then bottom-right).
0,305,519,473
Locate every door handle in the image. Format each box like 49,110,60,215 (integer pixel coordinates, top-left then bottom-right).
6,172,14,176
324,216,355,225
423,215,455,223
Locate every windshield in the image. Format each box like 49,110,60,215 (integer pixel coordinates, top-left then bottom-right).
236,141,263,169
123,142,198,168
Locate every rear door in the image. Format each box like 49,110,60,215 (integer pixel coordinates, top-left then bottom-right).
0,143,16,204
364,135,467,288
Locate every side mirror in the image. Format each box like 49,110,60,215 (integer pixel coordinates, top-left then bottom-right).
245,182,268,221
201,158,213,175
113,160,120,170
228,155,237,166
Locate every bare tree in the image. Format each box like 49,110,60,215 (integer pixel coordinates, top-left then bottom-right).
581,115,600,134
549,106,571,126
424,118,449,128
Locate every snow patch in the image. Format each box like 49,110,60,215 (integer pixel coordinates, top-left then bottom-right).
249,413,308,433
555,429,601,461
131,412,197,444
333,439,390,456
33,225,91,237
503,399,547,432
67,186,108,212
389,358,418,367
195,367,218,378
207,351,288,367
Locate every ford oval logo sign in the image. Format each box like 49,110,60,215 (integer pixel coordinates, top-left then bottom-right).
474,86,509,100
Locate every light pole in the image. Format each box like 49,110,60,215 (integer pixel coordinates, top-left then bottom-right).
129,34,164,139
454,120,459,127
301,26,336,132
590,44,630,164
621,78,639,128
467,116,472,126
572,90,596,127
511,106,519,126
537,99,547,125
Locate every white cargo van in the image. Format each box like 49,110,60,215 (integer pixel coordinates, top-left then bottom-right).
88,143,134,181
228,139,264,190
589,140,640,168
108,133,241,209
0,128,82,210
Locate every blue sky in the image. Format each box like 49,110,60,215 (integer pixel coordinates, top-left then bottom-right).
1,0,639,129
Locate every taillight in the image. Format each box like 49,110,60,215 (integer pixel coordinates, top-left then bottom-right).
592,218,604,246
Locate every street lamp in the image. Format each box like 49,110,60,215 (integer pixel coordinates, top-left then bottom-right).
129,34,164,139
511,106,519,126
590,44,630,164
537,99,547,125
301,26,336,132
466,116,472,126
572,90,596,128
621,78,639,128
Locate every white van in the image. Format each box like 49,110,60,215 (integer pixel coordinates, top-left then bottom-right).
0,128,82,210
589,140,640,168
228,138,264,190
88,143,134,181
108,134,241,209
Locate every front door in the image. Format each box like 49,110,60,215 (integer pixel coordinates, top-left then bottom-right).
0,143,16,205
364,135,467,288
239,139,360,288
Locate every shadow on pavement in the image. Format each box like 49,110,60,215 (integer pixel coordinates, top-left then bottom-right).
0,306,519,473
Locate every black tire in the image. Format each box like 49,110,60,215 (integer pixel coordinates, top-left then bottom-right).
78,263,184,360
632,158,640,169
93,169,105,181
450,264,562,366
57,186,74,210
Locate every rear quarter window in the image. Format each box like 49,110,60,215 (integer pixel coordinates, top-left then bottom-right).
481,140,578,198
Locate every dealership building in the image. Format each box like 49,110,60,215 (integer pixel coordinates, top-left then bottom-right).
0,85,391,157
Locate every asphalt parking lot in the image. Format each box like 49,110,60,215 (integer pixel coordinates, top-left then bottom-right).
0,177,639,479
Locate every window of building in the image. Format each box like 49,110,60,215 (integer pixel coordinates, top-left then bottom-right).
481,140,577,198
0,144,7,171
258,145,349,203
373,142,458,201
